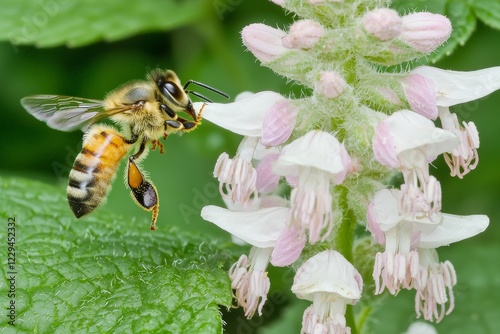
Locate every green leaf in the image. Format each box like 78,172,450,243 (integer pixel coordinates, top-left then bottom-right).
472,0,500,30
0,0,209,47
0,177,233,333
437,0,477,60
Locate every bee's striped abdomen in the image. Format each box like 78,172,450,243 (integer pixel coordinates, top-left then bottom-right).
67,125,130,218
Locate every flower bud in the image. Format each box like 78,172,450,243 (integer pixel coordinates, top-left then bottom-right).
315,71,347,98
242,24,288,63
282,19,324,49
400,12,452,53
363,8,402,41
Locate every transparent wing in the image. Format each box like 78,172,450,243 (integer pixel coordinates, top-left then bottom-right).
21,95,107,132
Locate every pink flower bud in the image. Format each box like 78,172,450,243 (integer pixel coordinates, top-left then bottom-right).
400,13,452,53
282,19,324,50
315,71,347,98
270,0,285,6
261,100,298,146
363,8,402,41
402,73,438,120
242,23,288,63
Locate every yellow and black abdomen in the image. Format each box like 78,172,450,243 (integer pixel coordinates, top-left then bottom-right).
67,125,130,218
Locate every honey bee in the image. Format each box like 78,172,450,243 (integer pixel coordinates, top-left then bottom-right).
21,69,228,230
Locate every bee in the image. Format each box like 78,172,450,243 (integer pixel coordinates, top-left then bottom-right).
21,69,228,230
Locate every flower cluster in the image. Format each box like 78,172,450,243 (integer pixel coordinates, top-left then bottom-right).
195,0,499,332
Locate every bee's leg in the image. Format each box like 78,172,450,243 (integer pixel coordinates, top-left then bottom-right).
160,103,177,119
124,132,139,145
164,120,182,131
151,140,165,154
127,140,159,230
176,117,198,132
127,157,159,231
163,120,183,139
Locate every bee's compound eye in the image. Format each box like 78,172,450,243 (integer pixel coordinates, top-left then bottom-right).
163,81,180,99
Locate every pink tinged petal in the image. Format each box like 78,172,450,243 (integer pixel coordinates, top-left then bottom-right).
256,153,281,194
372,119,399,168
194,91,285,137
400,13,451,53
315,71,348,99
418,214,489,248
271,223,306,266
201,205,289,248
273,130,351,180
412,66,500,106
261,99,298,146
242,23,288,63
373,110,459,169
333,144,352,184
363,8,402,41
402,73,438,120
282,19,324,50
292,250,363,301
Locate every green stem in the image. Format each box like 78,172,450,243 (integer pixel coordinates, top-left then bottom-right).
335,185,358,334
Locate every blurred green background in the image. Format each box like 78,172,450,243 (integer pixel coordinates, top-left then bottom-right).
1,1,499,333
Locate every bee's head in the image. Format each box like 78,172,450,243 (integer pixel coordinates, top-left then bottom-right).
149,69,229,122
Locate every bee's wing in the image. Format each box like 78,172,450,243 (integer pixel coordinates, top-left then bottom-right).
21,95,107,132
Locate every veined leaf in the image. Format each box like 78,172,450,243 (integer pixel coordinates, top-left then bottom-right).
472,0,500,30
0,177,233,333
0,0,209,47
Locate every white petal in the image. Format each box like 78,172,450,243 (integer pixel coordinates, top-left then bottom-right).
194,91,285,137
201,205,289,248
404,322,437,334
292,250,363,301
369,189,402,232
382,110,459,163
273,130,348,177
413,66,500,107
418,214,489,248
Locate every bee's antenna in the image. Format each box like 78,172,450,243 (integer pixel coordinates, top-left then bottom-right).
183,80,230,99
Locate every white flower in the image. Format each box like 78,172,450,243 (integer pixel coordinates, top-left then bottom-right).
273,130,352,248
410,66,500,178
372,110,458,217
292,250,363,334
368,188,489,321
195,92,286,206
201,205,289,318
